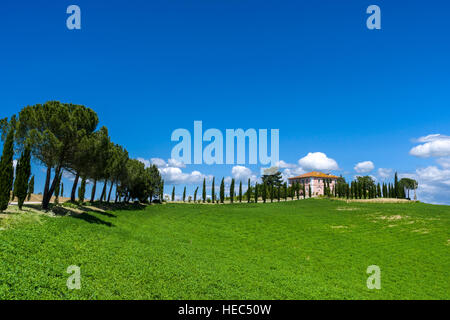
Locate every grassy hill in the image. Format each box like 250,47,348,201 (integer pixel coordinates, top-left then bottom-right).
0,199,448,299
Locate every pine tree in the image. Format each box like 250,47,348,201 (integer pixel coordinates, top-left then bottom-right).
171,186,175,201
211,177,215,203
194,186,198,202
220,178,225,203
14,144,32,210
254,183,258,203
230,178,235,203
202,178,206,203
182,186,186,202
238,180,242,203
0,128,15,212
247,178,251,203
27,175,34,201
78,177,86,203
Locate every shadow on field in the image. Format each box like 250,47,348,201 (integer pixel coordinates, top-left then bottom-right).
70,212,114,227
24,201,149,227
85,202,147,212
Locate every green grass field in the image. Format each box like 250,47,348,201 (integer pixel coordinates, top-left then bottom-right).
0,199,448,300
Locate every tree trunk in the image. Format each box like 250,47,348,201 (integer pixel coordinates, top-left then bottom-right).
90,179,97,203
107,181,114,203
42,166,62,210
42,166,51,207
100,181,107,203
70,173,80,202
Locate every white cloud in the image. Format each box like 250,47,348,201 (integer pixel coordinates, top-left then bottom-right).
298,152,339,171
410,134,450,158
354,161,375,173
144,157,186,168
280,166,305,182
436,158,450,169
377,168,393,179
167,158,186,168
159,166,212,185
137,157,208,185
231,165,255,181
151,158,167,167
275,160,296,169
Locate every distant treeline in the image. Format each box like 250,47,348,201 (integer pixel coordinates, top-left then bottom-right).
171,171,418,203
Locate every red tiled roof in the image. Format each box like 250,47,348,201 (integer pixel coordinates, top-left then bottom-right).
288,171,339,180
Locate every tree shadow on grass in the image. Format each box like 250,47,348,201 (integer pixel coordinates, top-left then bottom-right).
70,211,114,227
87,201,148,212
78,205,117,218
24,204,115,227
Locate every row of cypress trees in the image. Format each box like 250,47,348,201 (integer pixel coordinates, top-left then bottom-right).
0,124,35,211
168,172,412,204
169,177,313,204
334,173,409,199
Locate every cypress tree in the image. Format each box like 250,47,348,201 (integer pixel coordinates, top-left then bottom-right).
394,172,399,198
262,182,267,203
171,186,175,201
302,184,306,199
230,178,235,203
277,186,281,202
308,184,312,198
270,185,274,202
238,180,242,203
202,178,206,203
284,182,288,201
0,128,15,212
78,177,86,203
211,177,215,203
14,144,32,210
247,178,251,203
220,178,225,203
182,186,186,202
194,186,198,202
254,183,258,203
27,175,34,201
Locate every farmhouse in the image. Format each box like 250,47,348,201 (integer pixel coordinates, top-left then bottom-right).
288,171,339,196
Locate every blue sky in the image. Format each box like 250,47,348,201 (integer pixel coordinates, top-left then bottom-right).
1,0,450,203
